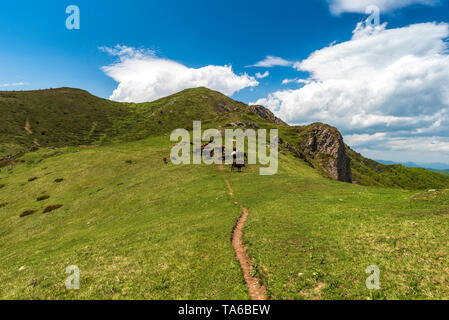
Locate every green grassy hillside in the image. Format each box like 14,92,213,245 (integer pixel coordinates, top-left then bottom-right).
2,87,449,190
0,87,280,158
434,170,449,176
2,87,449,300
1,135,449,299
0,137,248,299
0,88,128,157
229,156,449,300
348,149,449,189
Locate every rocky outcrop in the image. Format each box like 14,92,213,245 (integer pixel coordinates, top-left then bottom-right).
249,105,287,126
215,103,231,113
225,122,260,129
247,105,352,183
300,123,352,183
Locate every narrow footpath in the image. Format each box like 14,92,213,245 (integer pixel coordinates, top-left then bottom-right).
218,164,267,300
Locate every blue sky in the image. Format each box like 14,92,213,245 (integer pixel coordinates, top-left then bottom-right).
2,0,449,164
1,0,352,99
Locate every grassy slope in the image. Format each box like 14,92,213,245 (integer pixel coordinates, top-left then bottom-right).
434,170,449,176
0,87,274,156
2,87,449,300
348,148,449,189
2,87,449,190
228,154,449,300
0,137,248,299
0,88,129,157
1,135,449,299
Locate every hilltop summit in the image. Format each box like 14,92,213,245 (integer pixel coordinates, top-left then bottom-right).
1,87,448,189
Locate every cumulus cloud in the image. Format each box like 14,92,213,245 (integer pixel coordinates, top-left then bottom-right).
346,134,449,163
251,22,449,162
354,135,449,163
327,0,442,15
255,71,270,79
247,56,293,68
386,137,449,152
344,133,388,146
100,45,259,102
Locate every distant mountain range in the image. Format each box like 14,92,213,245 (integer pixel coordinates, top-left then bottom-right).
376,160,449,171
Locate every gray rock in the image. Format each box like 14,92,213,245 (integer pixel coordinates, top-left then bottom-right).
303,123,352,183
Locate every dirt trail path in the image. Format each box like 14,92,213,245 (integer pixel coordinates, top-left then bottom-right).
218,165,267,300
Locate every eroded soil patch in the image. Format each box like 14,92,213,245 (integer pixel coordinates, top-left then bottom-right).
43,204,63,213
20,210,37,218
224,177,267,300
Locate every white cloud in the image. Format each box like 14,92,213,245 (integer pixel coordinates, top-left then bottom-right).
281,78,312,85
281,78,297,85
99,45,155,59
327,0,442,15
386,136,449,152
251,22,449,161
352,135,449,161
344,133,388,146
255,71,270,79
248,56,293,68
345,133,449,163
100,45,259,102
0,82,28,88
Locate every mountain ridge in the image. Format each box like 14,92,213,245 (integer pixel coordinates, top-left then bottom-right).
1,86,449,189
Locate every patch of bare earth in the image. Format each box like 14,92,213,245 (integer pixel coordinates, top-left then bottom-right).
300,282,325,300
223,176,267,300
24,121,32,134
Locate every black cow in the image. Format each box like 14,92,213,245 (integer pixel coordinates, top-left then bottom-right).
231,163,245,172
231,151,247,172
